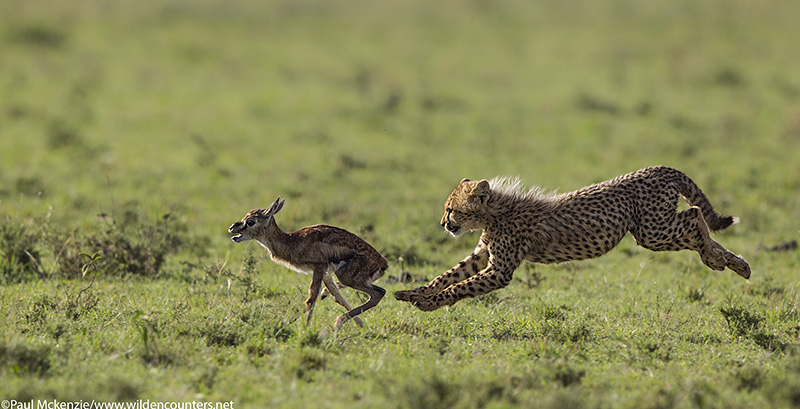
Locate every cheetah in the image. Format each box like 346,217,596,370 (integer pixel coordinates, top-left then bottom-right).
395,166,751,311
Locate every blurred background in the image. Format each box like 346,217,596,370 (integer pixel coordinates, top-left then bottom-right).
2,2,800,405
1,0,799,267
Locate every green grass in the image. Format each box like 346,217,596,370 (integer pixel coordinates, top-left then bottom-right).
2,0,800,407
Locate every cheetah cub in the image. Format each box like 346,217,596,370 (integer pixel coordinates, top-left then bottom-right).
229,197,387,329
396,166,751,311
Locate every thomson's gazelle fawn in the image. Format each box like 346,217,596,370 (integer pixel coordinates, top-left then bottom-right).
228,197,387,330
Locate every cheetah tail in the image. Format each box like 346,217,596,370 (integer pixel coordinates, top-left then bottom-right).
710,214,737,231
672,169,737,232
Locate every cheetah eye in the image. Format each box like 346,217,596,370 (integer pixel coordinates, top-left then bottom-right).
246,219,256,226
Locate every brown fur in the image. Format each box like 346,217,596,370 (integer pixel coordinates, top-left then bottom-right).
396,166,750,311
229,197,387,329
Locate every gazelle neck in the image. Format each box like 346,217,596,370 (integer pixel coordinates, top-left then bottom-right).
256,216,289,253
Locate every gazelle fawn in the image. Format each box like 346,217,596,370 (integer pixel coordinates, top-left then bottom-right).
228,197,387,330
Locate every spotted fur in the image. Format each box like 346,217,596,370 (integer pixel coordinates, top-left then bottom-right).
395,166,750,311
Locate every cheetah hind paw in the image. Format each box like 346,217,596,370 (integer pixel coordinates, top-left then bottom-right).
727,255,751,279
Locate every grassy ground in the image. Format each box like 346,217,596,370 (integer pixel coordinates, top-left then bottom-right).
2,0,800,407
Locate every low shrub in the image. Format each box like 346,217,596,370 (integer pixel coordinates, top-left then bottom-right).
0,217,44,283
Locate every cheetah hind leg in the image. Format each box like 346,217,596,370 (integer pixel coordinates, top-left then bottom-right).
686,208,750,278
651,206,751,279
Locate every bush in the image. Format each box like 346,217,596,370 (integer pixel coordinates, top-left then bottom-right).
0,338,52,376
2,204,202,282
0,217,44,284
720,301,788,352
51,206,200,278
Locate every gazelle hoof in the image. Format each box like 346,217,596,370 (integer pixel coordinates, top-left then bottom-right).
334,314,357,330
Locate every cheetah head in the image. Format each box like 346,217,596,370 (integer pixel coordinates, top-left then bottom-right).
228,196,285,243
441,178,490,237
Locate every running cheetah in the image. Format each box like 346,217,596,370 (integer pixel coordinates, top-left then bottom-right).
395,166,751,311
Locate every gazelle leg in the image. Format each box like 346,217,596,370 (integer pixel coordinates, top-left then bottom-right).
334,283,385,330
304,267,325,326
322,273,365,328
320,280,345,300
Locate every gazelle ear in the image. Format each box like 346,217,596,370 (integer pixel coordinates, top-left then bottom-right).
266,196,285,217
472,180,490,203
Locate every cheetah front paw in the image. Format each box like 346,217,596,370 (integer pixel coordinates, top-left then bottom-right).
396,289,449,311
394,288,426,301
406,293,445,312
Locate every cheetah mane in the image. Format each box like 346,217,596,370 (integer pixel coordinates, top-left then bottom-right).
488,176,554,203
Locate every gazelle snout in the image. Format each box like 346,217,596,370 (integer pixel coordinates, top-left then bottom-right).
229,221,248,242
228,221,242,233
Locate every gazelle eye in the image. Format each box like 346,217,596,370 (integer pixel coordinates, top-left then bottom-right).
246,219,255,226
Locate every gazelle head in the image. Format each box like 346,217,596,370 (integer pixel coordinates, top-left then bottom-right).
228,196,285,243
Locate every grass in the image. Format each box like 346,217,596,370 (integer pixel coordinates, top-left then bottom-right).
2,0,800,407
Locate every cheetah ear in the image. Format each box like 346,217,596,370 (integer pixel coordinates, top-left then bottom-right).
461,178,471,184
472,180,490,203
